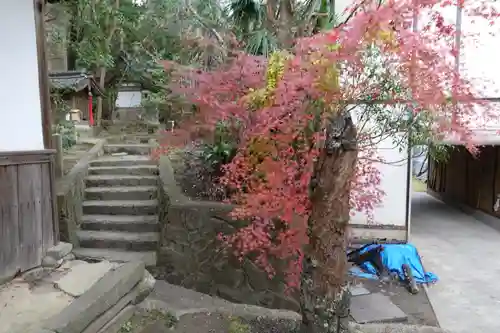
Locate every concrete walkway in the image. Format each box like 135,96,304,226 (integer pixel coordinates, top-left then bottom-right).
410,192,500,333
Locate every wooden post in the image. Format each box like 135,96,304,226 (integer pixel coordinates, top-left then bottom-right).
35,0,54,149
52,134,63,178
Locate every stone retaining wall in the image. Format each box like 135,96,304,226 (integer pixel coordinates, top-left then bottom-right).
156,156,299,311
56,140,106,245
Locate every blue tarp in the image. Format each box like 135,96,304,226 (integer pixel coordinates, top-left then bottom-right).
348,243,438,284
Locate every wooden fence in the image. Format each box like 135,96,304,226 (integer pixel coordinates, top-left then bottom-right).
428,145,500,217
0,150,58,281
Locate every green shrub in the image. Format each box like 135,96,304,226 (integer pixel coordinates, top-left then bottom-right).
201,120,237,171
55,120,79,150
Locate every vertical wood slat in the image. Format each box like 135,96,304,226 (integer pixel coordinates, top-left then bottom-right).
444,148,468,202
466,149,481,208
439,162,446,192
0,166,20,280
17,164,44,271
52,134,63,178
444,149,458,199
491,147,498,214
49,153,59,244
493,147,500,217
476,147,496,213
430,147,500,217
0,151,56,281
41,163,54,252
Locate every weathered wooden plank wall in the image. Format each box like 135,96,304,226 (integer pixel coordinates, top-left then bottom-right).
0,150,57,281
428,146,500,217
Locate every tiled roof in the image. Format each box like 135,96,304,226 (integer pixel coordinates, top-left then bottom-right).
49,71,103,95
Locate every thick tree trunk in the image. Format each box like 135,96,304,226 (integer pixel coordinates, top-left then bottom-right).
96,66,106,128
300,113,358,333
95,0,119,129
66,0,81,71
67,19,79,70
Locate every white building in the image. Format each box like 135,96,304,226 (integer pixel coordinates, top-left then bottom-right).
0,0,59,281
427,2,500,228
113,83,153,121
334,0,499,242
330,0,411,242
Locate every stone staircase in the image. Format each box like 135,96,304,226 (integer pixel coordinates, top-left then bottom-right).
73,143,160,266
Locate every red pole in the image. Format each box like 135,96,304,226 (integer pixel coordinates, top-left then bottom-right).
88,90,94,126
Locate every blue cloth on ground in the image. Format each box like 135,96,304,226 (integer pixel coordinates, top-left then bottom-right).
348,243,438,284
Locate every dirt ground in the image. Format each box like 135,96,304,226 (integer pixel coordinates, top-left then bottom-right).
0,260,117,333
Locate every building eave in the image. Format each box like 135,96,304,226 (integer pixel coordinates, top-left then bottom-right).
439,129,500,146
49,71,105,96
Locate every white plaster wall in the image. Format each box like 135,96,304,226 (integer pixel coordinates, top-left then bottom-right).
116,90,142,108
335,0,355,22
459,2,500,135
350,106,410,241
422,2,500,144
0,0,44,151
350,142,409,228
460,2,500,100
334,0,410,241
330,0,500,239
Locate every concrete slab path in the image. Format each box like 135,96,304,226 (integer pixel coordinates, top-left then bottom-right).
0,260,117,333
410,192,500,333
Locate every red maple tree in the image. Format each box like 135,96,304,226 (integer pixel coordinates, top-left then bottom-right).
156,0,497,330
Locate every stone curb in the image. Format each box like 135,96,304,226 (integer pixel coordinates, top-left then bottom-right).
138,298,302,333
41,242,74,268
56,138,107,195
350,323,455,333
38,261,153,333
56,138,107,245
147,138,158,156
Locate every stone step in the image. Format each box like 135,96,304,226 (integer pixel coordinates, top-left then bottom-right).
104,144,152,155
73,248,157,266
350,293,408,324
90,155,156,167
88,165,159,176
64,156,83,161
42,262,145,333
69,149,89,155
82,200,158,215
85,175,158,187
106,136,151,145
81,214,159,232
85,186,157,201
77,230,159,251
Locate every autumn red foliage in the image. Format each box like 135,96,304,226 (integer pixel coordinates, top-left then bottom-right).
156,0,499,289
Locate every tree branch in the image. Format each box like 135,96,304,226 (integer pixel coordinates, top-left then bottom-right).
335,0,371,28
184,0,225,47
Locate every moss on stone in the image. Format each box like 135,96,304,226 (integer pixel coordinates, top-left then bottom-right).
228,316,251,333
119,309,177,333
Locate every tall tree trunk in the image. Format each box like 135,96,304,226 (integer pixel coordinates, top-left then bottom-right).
67,16,79,70
66,0,81,70
95,0,120,128
277,0,294,48
300,113,358,333
96,66,106,129
314,0,329,34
